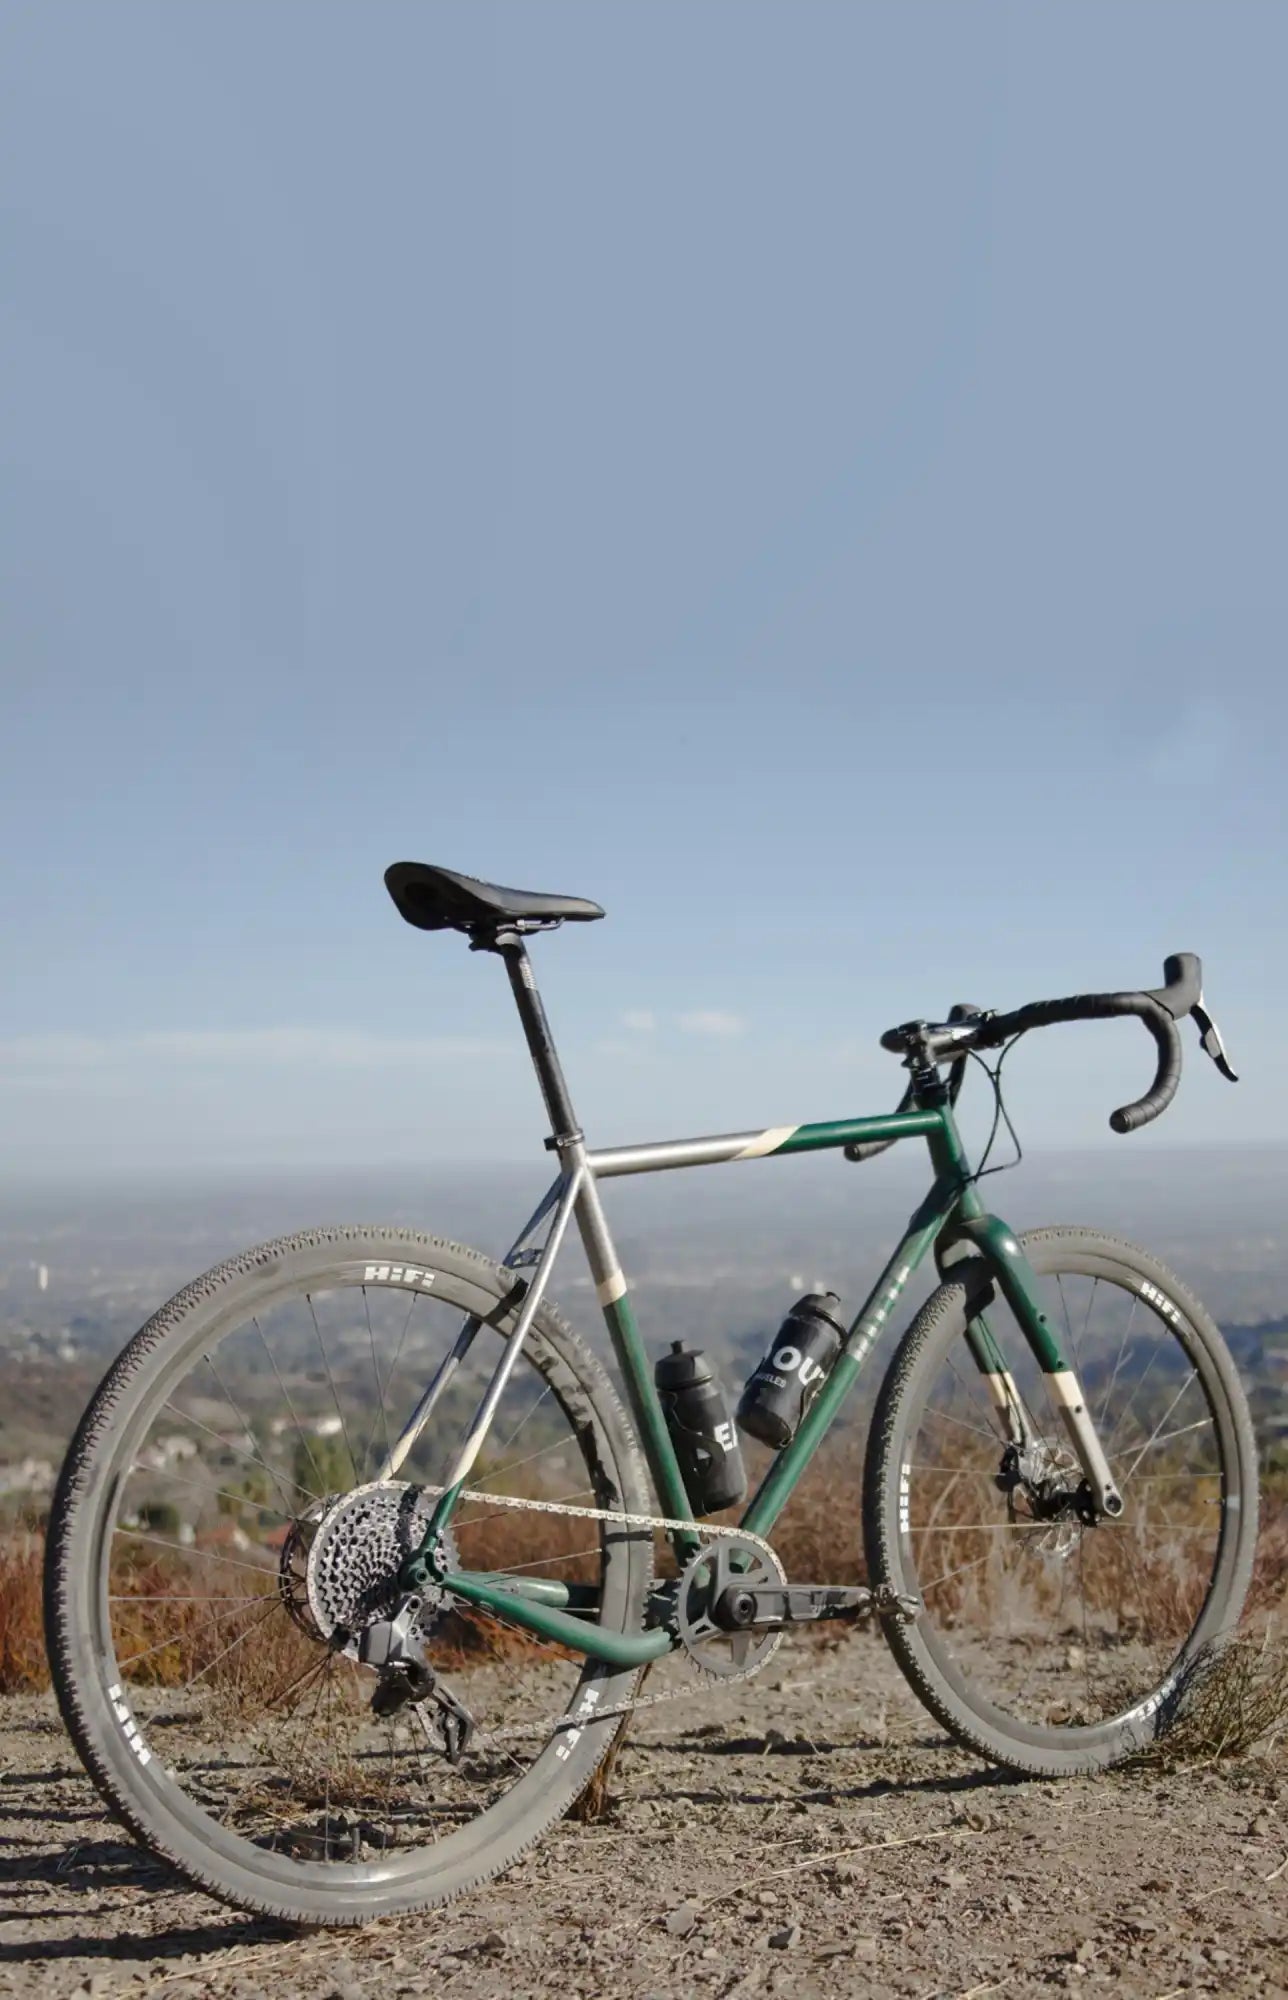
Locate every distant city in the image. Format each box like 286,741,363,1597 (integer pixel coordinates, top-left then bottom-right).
2,1145,1286,1504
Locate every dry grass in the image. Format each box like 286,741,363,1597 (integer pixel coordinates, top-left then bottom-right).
1127,1632,1288,1767
0,1531,47,1694
7,1462,1288,1769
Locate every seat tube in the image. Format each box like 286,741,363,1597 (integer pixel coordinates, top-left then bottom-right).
495,936,698,1544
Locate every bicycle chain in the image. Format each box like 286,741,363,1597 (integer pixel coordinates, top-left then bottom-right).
418,1484,785,1748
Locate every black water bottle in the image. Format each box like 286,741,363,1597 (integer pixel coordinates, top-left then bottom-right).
654,1343,747,1515
737,1292,847,1450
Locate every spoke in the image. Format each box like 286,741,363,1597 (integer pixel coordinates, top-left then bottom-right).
306,1293,361,1489
923,1404,998,1443
478,1543,604,1575
473,1429,579,1491
255,1314,325,1497
160,1403,314,1507
202,1353,298,1519
488,1381,555,1464
1095,1289,1142,1429
109,1592,266,1603
121,1461,295,1523
1117,1372,1201,1486
1103,1333,1170,1461
915,1546,999,1597
113,1527,279,1579
115,1591,276,1673
945,1348,1004,1444
1109,1417,1213,1467
175,1598,284,1692
263,1647,333,1720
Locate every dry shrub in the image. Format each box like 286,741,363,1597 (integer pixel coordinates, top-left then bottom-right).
1246,1478,1288,1624
5,1451,1285,1704
0,1533,47,1693
1127,1633,1288,1768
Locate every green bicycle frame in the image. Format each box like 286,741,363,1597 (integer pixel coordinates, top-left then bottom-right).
385,938,1123,1667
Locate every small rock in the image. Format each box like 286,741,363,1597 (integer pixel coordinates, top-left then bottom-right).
853,1936,878,1960
755,1889,779,1906
1004,1892,1024,1915
769,1925,802,1951
665,1901,701,1937
478,1930,509,1955
1251,1814,1275,1837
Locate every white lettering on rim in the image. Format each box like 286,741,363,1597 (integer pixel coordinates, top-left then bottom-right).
363,1265,435,1290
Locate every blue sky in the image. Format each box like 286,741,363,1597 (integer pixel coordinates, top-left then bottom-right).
2,2,1284,1173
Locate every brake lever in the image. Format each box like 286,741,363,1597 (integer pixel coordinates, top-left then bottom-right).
1192,998,1238,1083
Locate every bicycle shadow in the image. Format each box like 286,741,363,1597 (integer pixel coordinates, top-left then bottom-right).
0,1832,294,1972
0,1915,296,1971
620,1735,1025,1812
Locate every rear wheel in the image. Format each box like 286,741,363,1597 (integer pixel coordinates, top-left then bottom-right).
864,1228,1258,1775
45,1227,653,1924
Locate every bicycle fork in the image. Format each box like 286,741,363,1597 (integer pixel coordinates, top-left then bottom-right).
947,1205,1124,1519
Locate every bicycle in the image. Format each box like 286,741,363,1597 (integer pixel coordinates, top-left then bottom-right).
44,861,1256,1926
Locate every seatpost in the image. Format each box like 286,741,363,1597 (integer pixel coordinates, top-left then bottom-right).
490,933,583,1150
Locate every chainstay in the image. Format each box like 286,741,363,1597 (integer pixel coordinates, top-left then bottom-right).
424,1484,783,1745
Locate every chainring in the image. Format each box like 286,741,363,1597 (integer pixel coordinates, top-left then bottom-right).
279,1481,456,1662
674,1533,788,1680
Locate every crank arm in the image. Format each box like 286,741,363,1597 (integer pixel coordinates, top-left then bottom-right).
713,1583,919,1630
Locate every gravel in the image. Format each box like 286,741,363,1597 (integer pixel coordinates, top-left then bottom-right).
3,1632,1286,1999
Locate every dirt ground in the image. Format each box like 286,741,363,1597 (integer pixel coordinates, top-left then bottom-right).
3,1630,1287,2000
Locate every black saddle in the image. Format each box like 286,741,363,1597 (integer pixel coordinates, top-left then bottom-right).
384,862,605,935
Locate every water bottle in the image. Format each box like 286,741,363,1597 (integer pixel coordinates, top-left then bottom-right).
737,1292,847,1449
654,1343,747,1515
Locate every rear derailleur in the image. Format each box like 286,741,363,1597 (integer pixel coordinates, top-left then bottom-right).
355,1594,475,1764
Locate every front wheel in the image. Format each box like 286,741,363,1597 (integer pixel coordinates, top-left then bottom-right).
864,1228,1258,1776
45,1227,653,1924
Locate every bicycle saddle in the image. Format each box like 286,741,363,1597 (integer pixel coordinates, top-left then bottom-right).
385,861,605,934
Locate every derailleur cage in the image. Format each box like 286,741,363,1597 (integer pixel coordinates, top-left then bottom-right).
358,1593,475,1763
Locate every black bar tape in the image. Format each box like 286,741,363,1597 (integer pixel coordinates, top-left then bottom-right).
1109,1005,1182,1132
977,991,1183,1134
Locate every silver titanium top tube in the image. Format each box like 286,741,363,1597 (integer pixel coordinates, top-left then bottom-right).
587,1131,782,1177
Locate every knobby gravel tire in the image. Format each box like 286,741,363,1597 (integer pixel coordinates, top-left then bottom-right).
44,1227,654,1925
